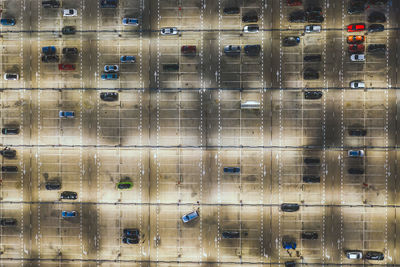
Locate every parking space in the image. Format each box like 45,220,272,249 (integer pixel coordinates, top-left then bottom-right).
219,0,264,89
0,91,24,146
38,90,81,145
37,148,82,259
97,91,143,146
278,90,324,147
38,0,83,82
0,203,23,259
154,204,201,261
155,91,203,146
341,206,387,265
97,205,142,261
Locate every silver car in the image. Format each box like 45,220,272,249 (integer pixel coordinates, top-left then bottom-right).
161,27,178,35
350,54,365,61
350,80,365,89
224,45,241,55
243,24,259,33
346,250,363,259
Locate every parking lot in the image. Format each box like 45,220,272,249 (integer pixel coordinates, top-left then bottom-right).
0,0,399,266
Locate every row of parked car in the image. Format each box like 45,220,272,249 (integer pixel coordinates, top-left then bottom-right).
346,0,387,90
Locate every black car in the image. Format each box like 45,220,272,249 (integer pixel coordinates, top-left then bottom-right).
368,12,386,23
368,0,387,4
222,231,240,238
122,236,139,244
62,26,76,35
349,129,367,136
289,11,306,22
60,191,77,200
242,13,258,23
223,7,240,15
45,180,61,190
367,44,386,53
283,36,300,47
303,176,320,183
365,251,384,260
2,166,18,172
304,158,320,164
42,55,59,63
304,91,322,99
348,2,367,14
0,218,17,226
301,231,318,239
100,0,118,8
0,149,16,158
281,203,299,212
100,92,118,101
42,0,60,8
307,13,324,23
303,69,319,80
62,47,78,55
244,45,261,56
163,64,179,71
285,262,296,267
2,127,19,135
304,55,321,62
305,6,322,15
348,168,364,174
368,24,384,33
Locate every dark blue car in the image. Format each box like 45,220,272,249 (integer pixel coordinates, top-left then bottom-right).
1,19,16,26
223,167,240,173
100,0,118,8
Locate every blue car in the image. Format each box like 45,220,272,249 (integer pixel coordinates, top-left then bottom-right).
282,241,296,250
62,211,77,218
59,111,75,118
122,18,139,26
1,19,16,26
120,55,135,63
223,167,240,173
182,210,199,223
42,46,56,55
101,73,119,80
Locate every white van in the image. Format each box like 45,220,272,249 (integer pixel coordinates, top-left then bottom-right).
241,100,260,109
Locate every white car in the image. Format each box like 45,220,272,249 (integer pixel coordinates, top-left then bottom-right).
350,54,365,61
63,9,77,17
160,27,178,35
346,250,363,259
305,25,321,33
350,80,365,89
243,24,259,33
348,150,364,157
4,73,19,80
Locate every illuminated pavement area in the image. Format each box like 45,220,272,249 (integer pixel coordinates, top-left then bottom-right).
0,0,399,266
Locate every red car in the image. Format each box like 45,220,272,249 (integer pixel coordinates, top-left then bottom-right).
348,44,365,53
58,64,75,71
287,0,302,6
347,23,365,32
181,45,196,55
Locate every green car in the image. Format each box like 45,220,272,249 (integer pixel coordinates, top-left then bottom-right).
117,181,133,190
